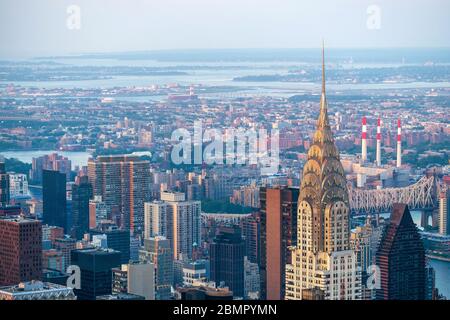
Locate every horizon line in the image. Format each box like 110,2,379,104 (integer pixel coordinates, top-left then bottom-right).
23,46,450,60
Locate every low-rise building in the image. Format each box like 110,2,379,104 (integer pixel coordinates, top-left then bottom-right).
0,281,76,300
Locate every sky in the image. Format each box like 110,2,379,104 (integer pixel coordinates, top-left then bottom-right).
0,0,449,58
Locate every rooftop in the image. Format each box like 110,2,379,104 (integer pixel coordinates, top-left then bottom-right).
90,154,147,163
72,247,120,255
0,281,71,294
0,216,40,224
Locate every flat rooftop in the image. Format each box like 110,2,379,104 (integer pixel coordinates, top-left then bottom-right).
0,281,70,294
0,216,40,224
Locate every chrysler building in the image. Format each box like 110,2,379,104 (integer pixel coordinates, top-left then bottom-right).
285,43,361,300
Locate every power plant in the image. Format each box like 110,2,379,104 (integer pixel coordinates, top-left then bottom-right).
344,116,408,189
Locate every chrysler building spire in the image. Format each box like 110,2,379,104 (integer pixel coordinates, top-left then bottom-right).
321,39,326,100
318,40,330,130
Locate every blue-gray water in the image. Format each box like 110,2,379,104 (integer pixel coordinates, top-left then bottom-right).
3,50,450,98
429,259,450,298
0,150,151,169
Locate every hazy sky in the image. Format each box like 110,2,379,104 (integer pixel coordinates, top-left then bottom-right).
1,0,449,58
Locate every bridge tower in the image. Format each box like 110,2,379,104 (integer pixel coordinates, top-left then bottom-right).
420,208,439,230
420,209,433,229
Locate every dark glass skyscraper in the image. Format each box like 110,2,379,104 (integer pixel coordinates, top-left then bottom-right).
0,159,10,207
210,226,244,298
43,169,67,232
90,223,130,264
376,203,426,300
71,248,121,300
71,175,93,240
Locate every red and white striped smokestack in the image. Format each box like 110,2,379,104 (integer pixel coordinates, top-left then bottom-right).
396,119,402,167
376,118,381,166
361,116,367,162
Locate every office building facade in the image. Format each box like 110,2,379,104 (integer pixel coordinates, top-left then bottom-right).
43,169,67,232
71,175,93,240
71,248,121,300
260,186,298,300
376,204,426,300
88,155,151,235
139,236,173,300
210,227,245,298
0,217,42,286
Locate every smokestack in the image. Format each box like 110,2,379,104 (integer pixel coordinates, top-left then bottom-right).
376,118,381,166
396,119,402,167
361,116,367,163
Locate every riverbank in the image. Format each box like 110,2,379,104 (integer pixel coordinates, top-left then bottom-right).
427,254,450,263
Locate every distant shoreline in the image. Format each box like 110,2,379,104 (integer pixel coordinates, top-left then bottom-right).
427,254,450,263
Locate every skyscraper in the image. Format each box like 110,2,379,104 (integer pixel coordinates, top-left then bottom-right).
71,175,93,240
89,195,108,229
350,216,383,300
139,236,173,300
159,192,201,260
71,248,121,300
43,169,67,232
144,201,168,239
88,155,151,235
0,158,10,207
285,45,361,300
90,223,131,264
259,186,298,300
210,226,245,298
242,212,261,265
439,188,450,235
0,217,42,286
425,265,436,300
376,203,426,300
